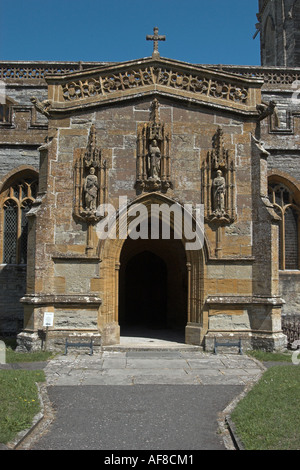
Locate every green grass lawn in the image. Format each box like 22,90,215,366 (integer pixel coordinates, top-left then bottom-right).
0,337,52,445
0,369,45,445
231,365,300,450
247,349,294,363
1,336,55,363
5,348,54,363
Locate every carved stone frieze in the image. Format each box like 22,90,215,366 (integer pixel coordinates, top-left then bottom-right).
73,124,108,223
61,65,249,106
201,127,236,224
135,98,172,193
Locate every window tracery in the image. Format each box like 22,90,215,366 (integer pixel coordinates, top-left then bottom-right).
1,177,38,264
268,182,300,270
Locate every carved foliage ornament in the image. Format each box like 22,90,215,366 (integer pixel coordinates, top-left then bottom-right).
135,99,172,193
73,125,108,222
201,127,236,223
62,66,249,106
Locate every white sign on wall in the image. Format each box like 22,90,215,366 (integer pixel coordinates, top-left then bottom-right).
43,312,54,327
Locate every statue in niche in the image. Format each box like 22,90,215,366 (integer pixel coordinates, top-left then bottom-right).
212,169,226,214
202,127,236,224
135,98,172,193
84,167,99,211
148,139,161,180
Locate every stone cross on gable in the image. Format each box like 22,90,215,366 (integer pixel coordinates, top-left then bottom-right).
146,27,166,58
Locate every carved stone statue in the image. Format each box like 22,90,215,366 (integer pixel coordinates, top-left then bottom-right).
84,167,99,211
212,170,226,213
135,99,172,194
148,139,161,179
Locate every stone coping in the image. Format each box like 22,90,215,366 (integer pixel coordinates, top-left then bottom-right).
20,294,102,306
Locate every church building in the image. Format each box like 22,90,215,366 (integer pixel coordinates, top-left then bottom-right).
0,0,299,351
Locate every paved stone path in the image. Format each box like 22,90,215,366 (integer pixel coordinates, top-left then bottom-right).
44,350,264,386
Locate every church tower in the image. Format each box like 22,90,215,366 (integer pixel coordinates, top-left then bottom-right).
257,0,300,66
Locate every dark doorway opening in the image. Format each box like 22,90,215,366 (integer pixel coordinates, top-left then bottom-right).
123,250,168,328
119,238,187,340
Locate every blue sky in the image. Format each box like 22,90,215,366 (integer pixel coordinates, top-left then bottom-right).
0,0,261,65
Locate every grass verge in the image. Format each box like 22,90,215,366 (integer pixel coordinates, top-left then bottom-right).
0,336,55,363
231,365,300,450
247,350,293,363
6,348,54,363
0,369,45,445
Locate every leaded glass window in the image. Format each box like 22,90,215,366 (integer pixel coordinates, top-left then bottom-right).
268,182,300,270
3,200,17,263
1,177,37,264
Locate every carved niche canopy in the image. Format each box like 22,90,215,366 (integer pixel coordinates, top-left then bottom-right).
135,98,172,193
201,127,236,224
73,124,108,223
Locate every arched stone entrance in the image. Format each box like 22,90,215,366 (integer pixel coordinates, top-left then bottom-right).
119,237,188,336
97,193,206,346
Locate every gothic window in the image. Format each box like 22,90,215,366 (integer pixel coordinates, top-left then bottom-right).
264,16,276,66
268,182,300,270
1,176,38,264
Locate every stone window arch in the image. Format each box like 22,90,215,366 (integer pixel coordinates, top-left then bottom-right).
0,171,38,264
268,181,300,270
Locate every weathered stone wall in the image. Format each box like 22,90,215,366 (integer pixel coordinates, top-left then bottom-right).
279,272,300,315
48,96,256,263
0,77,48,334
0,60,298,348
28,75,284,349
53,259,100,295
259,79,300,316
0,147,40,182
0,79,47,185
259,0,300,67
259,80,300,178
0,265,26,335
219,64,300,318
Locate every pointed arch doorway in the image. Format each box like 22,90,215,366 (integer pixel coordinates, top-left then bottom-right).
119,237,188,341
98,193,205,346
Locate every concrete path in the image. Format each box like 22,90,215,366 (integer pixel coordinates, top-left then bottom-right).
31,383,244,451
